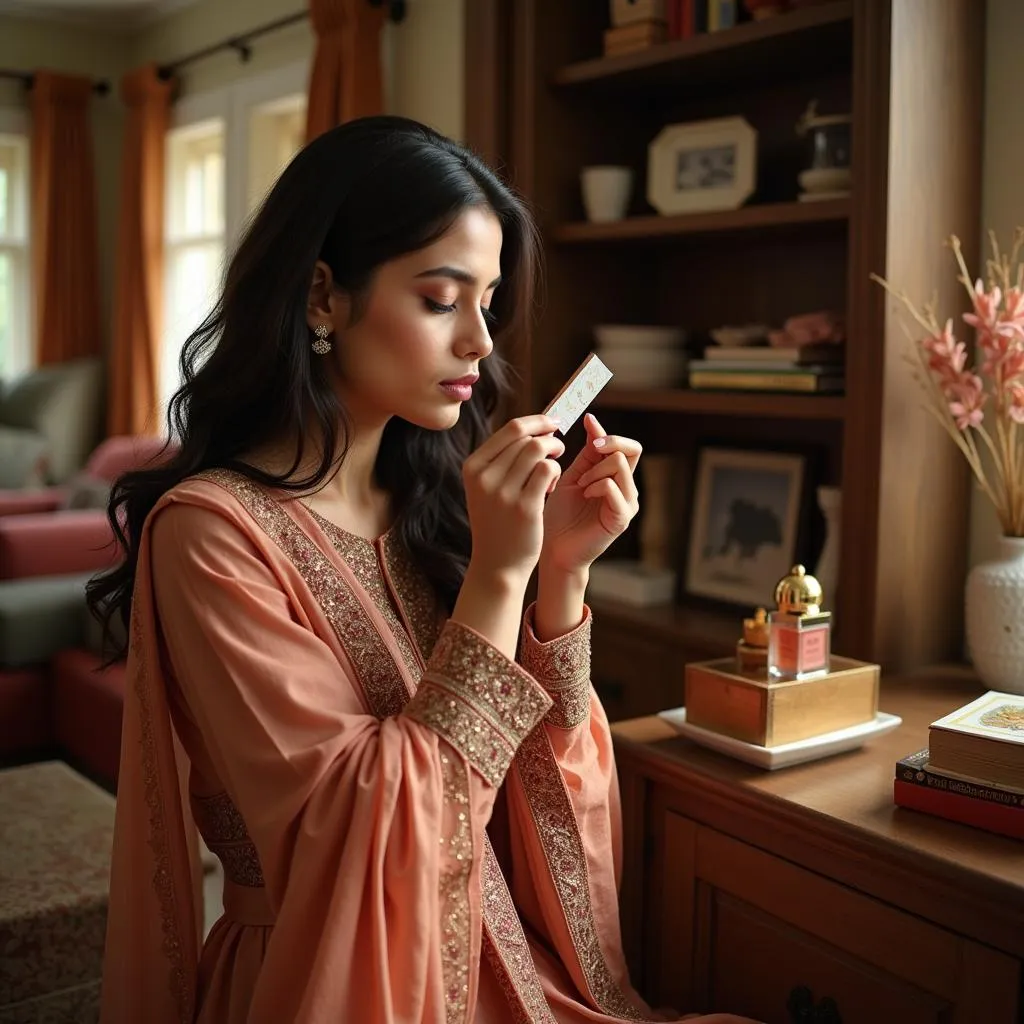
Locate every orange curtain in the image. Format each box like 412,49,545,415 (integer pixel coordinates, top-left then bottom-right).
30,71,102,365
305,0,387,142
108,65,174,437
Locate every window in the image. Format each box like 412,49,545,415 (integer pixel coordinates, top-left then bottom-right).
0,121,30,382
162,117,226,419
160,62,307,428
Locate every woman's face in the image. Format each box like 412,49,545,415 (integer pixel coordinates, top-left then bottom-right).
315,206,503,432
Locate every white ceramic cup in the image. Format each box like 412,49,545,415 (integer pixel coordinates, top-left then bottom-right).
581,166,633,223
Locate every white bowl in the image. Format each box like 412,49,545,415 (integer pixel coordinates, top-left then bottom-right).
798,167,851,193
601,347,688,387
594,324,686,349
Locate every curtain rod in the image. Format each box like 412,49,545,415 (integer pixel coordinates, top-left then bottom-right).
157,1,406,80
0,69,110,94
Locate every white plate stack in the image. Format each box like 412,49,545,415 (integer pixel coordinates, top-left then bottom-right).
593,324,687,388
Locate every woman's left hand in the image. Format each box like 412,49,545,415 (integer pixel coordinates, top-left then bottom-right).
541,413,642,575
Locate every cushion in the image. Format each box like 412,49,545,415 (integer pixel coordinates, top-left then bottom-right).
0,667,51,757
0,574,91,668
0,359,103,483
52,650,125,790
60,472,111,511
0,427,50,489
0,760,114,1017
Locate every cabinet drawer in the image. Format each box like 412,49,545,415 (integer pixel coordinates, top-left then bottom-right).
705,890,947,1024
654,814,1020,1024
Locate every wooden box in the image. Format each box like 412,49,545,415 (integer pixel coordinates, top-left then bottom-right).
684,655,880,747
610,0,669,28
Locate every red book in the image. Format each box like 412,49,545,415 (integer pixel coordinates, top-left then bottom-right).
893,778,1024,841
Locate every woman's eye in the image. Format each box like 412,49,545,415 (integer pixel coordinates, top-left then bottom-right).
425,298,457,314
481,307,497,328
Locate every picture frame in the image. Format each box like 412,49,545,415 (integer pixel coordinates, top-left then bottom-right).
647,116,757,215
684,446,806,607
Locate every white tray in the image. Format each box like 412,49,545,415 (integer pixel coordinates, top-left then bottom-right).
656,708,903,770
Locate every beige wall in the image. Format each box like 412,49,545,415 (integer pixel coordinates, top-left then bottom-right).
968,0,1024,570
0,15,131,347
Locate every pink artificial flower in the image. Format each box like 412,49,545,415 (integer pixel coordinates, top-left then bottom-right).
1001,286,1024,336
922,320,967,388
1009,384,1024,424
947,373,987,430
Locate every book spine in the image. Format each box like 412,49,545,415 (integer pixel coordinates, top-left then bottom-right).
895,758,1024,808
688,370,843,392
893,779,1024,840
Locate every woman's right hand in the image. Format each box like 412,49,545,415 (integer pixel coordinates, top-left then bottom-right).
462,414,564,586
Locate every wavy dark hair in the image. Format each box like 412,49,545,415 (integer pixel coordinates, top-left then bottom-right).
87,115,541,658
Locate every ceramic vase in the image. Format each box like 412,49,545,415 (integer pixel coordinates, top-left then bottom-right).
965,535,1024,695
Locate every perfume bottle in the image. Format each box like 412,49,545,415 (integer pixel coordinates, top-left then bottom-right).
768,564,831,679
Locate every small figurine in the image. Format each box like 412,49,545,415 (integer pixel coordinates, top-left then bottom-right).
736,607,769,672
767,564,832,679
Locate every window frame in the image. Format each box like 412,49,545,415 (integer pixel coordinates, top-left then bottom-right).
0,107,31,382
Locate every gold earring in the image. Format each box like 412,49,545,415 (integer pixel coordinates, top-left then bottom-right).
312,324,332,355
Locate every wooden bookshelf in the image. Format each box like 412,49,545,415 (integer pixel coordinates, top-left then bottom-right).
551,199,849,244
596,387,846,420
551,1,854,92
466,0,984,694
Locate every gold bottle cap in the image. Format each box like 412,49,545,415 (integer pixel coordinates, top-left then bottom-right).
774,564,823,616
742,607,769,648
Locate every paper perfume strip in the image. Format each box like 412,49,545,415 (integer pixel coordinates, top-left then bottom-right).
542,353,614,435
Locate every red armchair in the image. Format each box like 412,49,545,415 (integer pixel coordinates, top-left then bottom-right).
0,511,119,581
0,434,172,517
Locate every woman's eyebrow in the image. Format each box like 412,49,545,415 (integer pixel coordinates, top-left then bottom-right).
415,266,502,290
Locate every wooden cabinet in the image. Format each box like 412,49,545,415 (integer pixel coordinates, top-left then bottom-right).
612,669,1024,1022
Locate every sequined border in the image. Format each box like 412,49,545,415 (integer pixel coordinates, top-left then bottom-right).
480,841,557,1024
381,532,443,662
439,751,472,1023
405,622,552,784
192,792,265,888
519,607,593,729
130,610,193,1023
514,728,651,1020
303,505,423,682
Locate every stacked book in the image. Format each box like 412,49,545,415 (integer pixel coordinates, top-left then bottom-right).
893,690,1024,840
688,342,845,393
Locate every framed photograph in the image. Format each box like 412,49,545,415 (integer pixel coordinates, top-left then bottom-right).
685,446,806,606
647,116,757,215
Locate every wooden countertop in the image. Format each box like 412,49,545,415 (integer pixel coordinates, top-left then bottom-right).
610,664,1024,957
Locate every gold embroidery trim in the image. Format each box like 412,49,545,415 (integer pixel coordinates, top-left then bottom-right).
192,792,266,888
480,840,557,1024
304,506,423,682
514,728,652,1020
381,532,443,662
405,621,552,786
519,605,593,729
131,610,193,1023
439,751,472,1023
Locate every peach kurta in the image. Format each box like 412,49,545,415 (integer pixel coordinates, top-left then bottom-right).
100,470,753,1024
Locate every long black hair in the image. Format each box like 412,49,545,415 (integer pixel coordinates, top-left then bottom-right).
87,115,540,657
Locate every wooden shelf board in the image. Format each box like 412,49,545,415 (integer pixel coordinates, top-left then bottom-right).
596,387,846,420
550,198,849,244
591,597,740,652
552,1,853,92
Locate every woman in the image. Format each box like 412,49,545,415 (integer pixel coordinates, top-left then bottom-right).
94,116,753,1024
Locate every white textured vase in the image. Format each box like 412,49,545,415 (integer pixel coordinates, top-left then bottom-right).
965,536,1024,695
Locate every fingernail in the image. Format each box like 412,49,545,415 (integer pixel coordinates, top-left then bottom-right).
548,415,562,428
593,437,607,448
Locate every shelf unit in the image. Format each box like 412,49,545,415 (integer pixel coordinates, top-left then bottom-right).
466,0,984,718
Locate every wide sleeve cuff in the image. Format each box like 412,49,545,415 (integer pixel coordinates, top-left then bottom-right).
403,619,553,786
518,602,592,729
